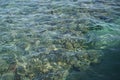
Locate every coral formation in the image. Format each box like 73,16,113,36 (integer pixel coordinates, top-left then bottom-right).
1,0,119,80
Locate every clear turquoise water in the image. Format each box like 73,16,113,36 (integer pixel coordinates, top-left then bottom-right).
0,0,120,80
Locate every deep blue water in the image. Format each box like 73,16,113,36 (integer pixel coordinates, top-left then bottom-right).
0,0,120,80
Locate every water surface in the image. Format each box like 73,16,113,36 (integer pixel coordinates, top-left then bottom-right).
0,0,120,80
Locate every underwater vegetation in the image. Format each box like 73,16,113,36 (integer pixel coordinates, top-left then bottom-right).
0,0,120,80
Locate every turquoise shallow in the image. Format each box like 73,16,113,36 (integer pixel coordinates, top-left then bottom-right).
0,0,120,80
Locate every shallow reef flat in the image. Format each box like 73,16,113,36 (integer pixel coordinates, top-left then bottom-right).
0,0,120,80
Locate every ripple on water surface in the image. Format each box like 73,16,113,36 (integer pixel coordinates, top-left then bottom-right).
0,0,120,80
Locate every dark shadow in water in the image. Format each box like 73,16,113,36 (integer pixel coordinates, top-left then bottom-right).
66,44,120,80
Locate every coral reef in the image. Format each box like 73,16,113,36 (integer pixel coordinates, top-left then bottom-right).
1,0,119,80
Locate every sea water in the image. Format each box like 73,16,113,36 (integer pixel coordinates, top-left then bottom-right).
0,0,120,80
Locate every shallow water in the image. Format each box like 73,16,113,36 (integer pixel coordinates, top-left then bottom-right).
0,0,120,80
